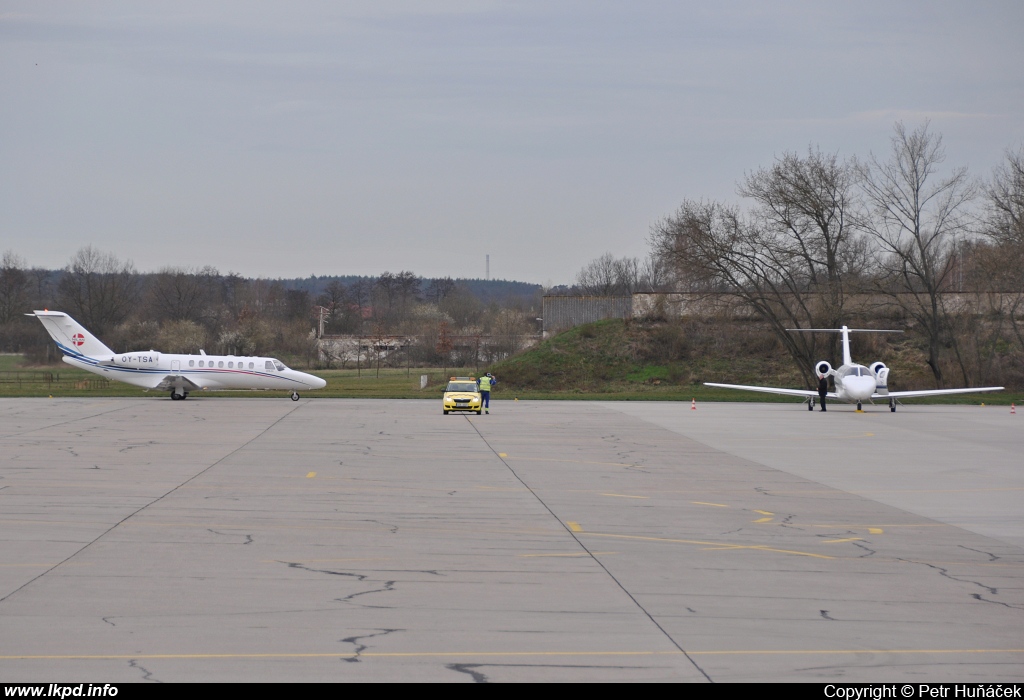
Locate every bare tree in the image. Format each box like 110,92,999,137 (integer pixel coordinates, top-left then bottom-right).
985,145,1024,246
147,266,219,323
651,148,862,383
57,246,139,337
575,253,642,295
977,146,1024,363
740,147,863,349
0,251,30,325
857,122,977,385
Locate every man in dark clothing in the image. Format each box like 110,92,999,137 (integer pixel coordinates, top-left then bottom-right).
818,375,829,412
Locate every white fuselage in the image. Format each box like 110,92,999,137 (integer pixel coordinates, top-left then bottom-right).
831,363,878,402
64,350,326,393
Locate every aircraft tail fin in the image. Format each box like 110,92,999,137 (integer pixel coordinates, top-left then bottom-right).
28,311,115,358
786,327,903,367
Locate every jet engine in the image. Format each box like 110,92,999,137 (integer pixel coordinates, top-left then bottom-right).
870,361,889,392
815,361,833,378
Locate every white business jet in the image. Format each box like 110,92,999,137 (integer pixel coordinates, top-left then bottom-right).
705,326,1003,412
31,311,327,401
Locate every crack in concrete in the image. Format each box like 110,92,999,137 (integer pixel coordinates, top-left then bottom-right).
850,540,876,558
958,545,1001,562
336,580,397,608
128,659,161,683
339,628,402,663
901,559,1015,605
447,663,489,682
970,593,1024,610
208,529,253,545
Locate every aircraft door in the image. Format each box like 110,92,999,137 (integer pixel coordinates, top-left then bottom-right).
171,360,180,372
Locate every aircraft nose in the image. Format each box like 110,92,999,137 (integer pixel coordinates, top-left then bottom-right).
308,375,327,390
852,376,875,397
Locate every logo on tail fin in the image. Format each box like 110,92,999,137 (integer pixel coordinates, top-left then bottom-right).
71,333,85,347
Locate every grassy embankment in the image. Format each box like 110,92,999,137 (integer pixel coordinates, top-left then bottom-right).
1,320,1019,405
487,318,1021,405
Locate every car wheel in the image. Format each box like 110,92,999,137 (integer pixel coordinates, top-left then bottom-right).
443,410,449,415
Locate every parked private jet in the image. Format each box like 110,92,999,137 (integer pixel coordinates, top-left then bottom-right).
31,311,327,400
705,326,1003,411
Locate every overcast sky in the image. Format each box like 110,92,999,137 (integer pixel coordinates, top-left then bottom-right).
2,1,1022,285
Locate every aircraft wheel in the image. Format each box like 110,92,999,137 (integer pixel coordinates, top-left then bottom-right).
291,392,300,401
890,399,896,413
170,391,181,401
857,401,863,411
808,398,814,411
182,393,188,400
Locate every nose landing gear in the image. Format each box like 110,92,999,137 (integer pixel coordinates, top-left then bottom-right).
291,392,300,401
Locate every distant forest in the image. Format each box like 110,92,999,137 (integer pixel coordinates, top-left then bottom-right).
0,255,546,368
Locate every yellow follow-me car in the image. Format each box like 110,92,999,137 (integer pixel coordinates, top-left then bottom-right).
443,377,482,415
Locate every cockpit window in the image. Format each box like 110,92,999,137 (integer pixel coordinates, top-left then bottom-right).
273,360,286,371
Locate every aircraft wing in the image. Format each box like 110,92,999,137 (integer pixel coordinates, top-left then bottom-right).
880,386,1004,399
153,375,203,392
704,383,834,399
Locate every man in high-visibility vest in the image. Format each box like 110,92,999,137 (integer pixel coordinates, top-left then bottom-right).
477,373,496,414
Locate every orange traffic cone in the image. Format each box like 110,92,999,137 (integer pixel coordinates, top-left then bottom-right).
1012,403,1016,415
691,398,696,410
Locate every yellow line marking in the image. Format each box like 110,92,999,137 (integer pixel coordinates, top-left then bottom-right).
306,472,316,478
498,453,507,457
4,649,1020,661
753,510,774,515
691,501,728,507
823,538,863,543
519,552,618,558
585,532,831,560
753,517,773,523
566,521,583,532
601,493,648,499
869,528,884,534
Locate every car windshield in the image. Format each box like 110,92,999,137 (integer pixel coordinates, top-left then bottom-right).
446,382,477,393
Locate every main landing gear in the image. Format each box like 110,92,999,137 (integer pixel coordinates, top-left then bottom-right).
808,397,815,411
170,391,189,401
291,392,300,401
856,401,863,411
889,398,896,412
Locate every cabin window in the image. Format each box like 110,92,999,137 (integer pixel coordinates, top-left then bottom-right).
199,360,205,367
189,360,194,367
265,360,274,370
218,361,224,368
228,361,234,368
248,362,254,369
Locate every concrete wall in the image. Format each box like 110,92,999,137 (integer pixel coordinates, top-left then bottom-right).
542,296,632,336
